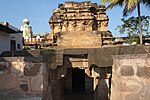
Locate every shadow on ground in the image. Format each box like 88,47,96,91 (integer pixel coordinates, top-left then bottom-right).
64,92,94,100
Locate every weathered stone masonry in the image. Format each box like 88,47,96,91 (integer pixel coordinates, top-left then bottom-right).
49,1,113,48
0,49,63,100
112,54,150,100
0,45,150,100
0,57,48,99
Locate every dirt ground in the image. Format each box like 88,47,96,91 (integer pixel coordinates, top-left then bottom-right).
64,92,94,100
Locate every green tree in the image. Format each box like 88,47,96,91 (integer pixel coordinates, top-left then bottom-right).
116,16,150,44
102,0,150,45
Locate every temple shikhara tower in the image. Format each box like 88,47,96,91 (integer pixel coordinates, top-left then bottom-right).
49,1,113,48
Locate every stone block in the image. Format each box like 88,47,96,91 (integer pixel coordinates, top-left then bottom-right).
39,63,47,75
24,57,46,62
24,63,41,76
120,65,134,76
111,53,150,100
47,56,56,63
0,62,8,71
137,67,150,78
11,61,25,76
48,63,57,69
145,58,150,67
31,75,43,92
121,79,143,92
20,84,28,92
0,73,20,91
124,93,140,100
142,85,150,100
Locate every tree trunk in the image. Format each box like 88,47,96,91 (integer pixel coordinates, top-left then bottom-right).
137,2,143,45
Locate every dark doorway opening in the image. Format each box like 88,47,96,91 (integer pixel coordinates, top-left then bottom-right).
72,68,85,93
10,40,16,51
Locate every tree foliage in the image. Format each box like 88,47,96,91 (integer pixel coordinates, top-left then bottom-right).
102,0,150,44
102,0,150,16
116,16,150,43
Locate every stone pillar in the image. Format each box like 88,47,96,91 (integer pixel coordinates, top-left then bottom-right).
85,75,93,93
48,62,66,100
95,78,110,100
41,49,64,100
93,67,111,100
49,69,64,100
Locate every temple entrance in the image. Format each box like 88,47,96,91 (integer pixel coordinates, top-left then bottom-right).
64,68,94,100
72,68,85,93
63,54,94,100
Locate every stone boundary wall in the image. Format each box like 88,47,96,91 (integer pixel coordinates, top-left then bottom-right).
111,54,150,100
0,57,48,100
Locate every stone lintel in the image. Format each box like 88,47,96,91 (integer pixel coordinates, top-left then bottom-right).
69,58,88,68
69,58,88,62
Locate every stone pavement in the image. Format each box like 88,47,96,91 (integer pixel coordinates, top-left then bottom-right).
64,92,94,100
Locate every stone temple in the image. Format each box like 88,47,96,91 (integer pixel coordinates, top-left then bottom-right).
0,1,150,100
49,1,113,48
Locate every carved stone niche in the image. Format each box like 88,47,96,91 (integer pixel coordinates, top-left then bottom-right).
54,24,62,33
76,21,85,31
50,24,54,30
97,21,101,31
68,21,76,31
99,21,108,31
58,23,63,29
82,20,88,30
62,21,68,32
85,20,93,31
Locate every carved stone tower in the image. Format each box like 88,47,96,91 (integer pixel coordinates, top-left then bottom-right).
49,1,113,48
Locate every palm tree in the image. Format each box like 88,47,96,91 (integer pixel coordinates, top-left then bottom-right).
102,0,150,45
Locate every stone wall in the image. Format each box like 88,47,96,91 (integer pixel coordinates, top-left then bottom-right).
57,31,102,48
0,49,64,100
63,45,150,67
0,57,49,100
111,54,150,100
1,46,150,100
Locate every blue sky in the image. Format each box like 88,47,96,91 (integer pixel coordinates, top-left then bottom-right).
0,0,149,36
